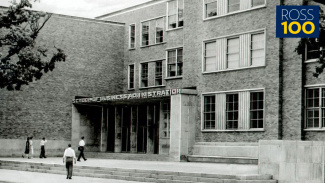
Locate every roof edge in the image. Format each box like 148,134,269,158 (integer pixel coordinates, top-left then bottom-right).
95,0,167,19
0,5,125,25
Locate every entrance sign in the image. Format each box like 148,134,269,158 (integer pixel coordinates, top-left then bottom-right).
276,5,319,38
72,89,182,104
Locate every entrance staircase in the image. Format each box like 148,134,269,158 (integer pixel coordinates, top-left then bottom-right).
187,142,259,164
0,160,277,183
86,152,171,161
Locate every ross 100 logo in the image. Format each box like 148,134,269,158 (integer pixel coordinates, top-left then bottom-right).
276,6,319,38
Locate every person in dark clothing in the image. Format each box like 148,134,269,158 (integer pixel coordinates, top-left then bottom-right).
22,137,30,158
77,136,87,161
39,137,47,158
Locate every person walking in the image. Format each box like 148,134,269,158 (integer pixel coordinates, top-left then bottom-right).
77,136,87,162
22,137,30,158
28,137,34,159
63,144,77,179
39,137,47,158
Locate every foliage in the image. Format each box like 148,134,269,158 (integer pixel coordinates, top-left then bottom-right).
0,0,66,90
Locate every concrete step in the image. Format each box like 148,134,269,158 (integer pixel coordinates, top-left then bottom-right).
0,160,276,183
187,155,258,165
86,152,170,161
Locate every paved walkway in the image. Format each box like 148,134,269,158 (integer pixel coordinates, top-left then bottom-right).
0,169,144,183
0,157,258,175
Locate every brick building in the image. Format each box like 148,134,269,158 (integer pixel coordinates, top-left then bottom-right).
1,0,325,162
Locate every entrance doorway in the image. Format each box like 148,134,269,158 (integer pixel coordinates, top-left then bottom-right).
122,106,131,152
137,105,147,153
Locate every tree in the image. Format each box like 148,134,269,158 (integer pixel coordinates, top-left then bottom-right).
295,6,325,78
0,0,66,90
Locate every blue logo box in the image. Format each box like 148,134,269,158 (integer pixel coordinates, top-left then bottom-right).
276,6,319,38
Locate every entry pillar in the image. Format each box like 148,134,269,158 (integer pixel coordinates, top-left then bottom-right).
100,107,108,152
72,105,81,149
169,90,197,161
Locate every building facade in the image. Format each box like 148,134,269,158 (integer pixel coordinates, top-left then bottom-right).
1,0,325,160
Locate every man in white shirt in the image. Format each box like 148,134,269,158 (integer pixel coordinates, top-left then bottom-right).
63,144,76,179
39,137,47,158
77,136,87,161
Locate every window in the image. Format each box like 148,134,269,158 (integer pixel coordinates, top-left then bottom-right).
251,33,265,66
250,92,264,128
155,61,163,86
203,90,264,131
128,65,135,89
156,18,164,43
129,24,135,49
204,96,215,129
305,88,324,128
226,94,238,129
204,42,216,71
167,48,183,77
167,0,184,29
203,0,265,19
142,21,149,46
162,102,171,138
141,63,148,87
203,31,265,72
306,38,321,60
228,0,240,13
227,37,239,69
205,0,218,18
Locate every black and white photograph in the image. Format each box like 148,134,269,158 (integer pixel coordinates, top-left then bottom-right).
0,0,325,182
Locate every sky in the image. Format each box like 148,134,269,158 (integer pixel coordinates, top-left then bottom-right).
0,0,151,18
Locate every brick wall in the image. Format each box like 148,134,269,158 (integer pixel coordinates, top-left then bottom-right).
0,14,125,141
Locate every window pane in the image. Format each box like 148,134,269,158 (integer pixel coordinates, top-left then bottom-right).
306,38,320,60
141,63,148,87
156,18,164,43
227,38,239,69
178,0,184,27
204,96,216,129
206,0,218,18
226,93,238,129
130,25,135,48
168,51,177,64
251,33,265,66
250,92,264,128
142,22,149,46
129,65,134,89
228,0,240,12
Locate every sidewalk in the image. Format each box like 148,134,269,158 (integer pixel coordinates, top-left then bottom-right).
0,169,145,183
0,157,258,175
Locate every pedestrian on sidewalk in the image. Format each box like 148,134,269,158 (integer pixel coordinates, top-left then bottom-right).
63,144,76,179
39,137,47,158
77,136,87,162
28,137,34,159
22,137,30,158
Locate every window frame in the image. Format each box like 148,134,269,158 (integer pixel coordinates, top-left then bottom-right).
167,0,184,30
166,47,183,79
128,64,135,90
305,87,325,129
129,24,136,49
155,17,165,44
140,63,149,88
204,0,218,19
141,21,150,46
225,93,239,129
226,36,240,69
304,38,321,63
250,32,266,66
203,0,266,21
201,88,265,132
202,29,266,74
155,61,163,86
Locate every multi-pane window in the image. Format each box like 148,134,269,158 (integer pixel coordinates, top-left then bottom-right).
226,94,239,129
251,33,265,66
305,88,324,128
250,92,264,128
167,48,183,77
205,0,218,18
203,90,264,130
129,24,135,49
306,38,321,60
204,96,216,129
203,31,265,72
228,0,240,13
227,37,239,69
142,22,149,46
155,61,163,86
141,63,148,87
128,65,135,89
156,18,164,43
167,0,184,29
